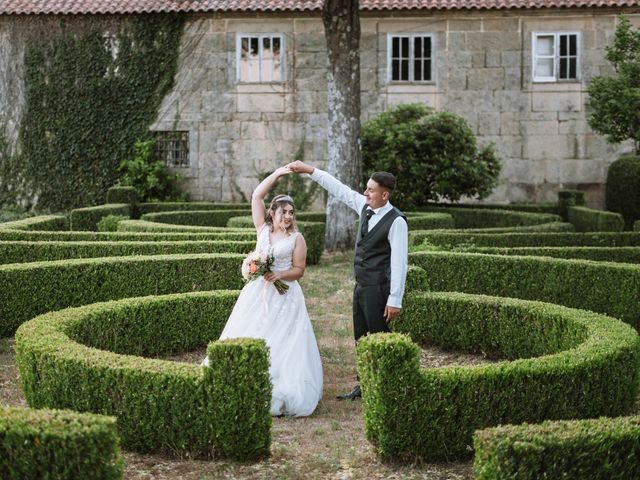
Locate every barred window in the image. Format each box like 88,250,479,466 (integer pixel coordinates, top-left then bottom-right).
388,34,434,82
533,32,580,82
153,131,189,168
237,34,284,83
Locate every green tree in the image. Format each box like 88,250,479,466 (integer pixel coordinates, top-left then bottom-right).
587,15,640,154
361,103,501,210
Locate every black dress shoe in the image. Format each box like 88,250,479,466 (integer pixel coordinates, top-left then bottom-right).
336,384,361,400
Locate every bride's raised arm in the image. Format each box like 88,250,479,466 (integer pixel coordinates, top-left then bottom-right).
251,166,291,231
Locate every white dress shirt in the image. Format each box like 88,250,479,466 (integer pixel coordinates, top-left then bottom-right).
309,168,408,309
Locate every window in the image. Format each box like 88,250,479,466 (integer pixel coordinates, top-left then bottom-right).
237,34,284,83
153,131,189,168
533,32,580,82
388,34,434,82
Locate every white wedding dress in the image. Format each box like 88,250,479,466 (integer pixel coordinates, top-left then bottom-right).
203,225,323,416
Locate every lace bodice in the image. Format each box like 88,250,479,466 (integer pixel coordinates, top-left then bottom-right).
256,226,300,272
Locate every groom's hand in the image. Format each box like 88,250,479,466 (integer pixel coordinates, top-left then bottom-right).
287,160,314,175
384,305,401,323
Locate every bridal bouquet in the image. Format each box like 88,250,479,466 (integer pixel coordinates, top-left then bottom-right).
241,251,289,295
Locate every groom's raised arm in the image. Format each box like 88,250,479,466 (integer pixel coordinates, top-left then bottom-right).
288,161,365,214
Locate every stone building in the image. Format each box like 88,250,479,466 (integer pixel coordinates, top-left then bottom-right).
1,0,639,207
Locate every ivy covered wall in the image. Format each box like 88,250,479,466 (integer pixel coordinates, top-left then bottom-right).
0,14,184,211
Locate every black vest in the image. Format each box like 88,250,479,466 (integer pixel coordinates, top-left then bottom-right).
354,204,406,286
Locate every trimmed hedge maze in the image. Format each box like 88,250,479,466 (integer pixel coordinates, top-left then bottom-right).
0,253,244,337
474,415,640,479
15,292,271,460
357,292,640,461
0,406,124,480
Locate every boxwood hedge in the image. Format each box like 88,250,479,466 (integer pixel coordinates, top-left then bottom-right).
0,214,69,231
0,253,244,337
410,231,640,248
456,246,640,264
140,209,251,227
136,202,251,216
357,292,640,460
0,406,124,480
105,186,138,205
417,202,559,215
474,415,640,480
0,240,255,265
412,207,561,229
0,229,255,242
15,291,271,460
70,204,132,231
408,251,640,330
118,219,325,265
567,206,625,232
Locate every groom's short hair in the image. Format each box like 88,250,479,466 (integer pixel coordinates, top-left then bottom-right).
370,172,396,192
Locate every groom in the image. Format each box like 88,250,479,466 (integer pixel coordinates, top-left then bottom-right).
287,161,408,400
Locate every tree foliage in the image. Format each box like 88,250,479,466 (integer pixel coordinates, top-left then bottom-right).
587,15,640,154
361,104,501,210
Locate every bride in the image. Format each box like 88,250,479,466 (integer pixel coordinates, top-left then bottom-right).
202,166,323,416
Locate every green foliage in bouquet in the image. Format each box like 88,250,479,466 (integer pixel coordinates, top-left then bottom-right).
361,104,501,210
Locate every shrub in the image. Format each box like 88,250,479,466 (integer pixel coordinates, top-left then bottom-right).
0,229,255,242
361,103,501,210
567,205,625,232
15,292,271,460
0,406,124,480
408,251,640,330
474,415,640,480
105,186,138,205
141,210,251,227
606,155,640,230
0,253,244,337
117,139,188,202
357,292,640,460
0,240,255,265
457,246,640,264
70,204,131,231
0,214,69,231
409,231,640,248
97,215,129,232
137,202,251,217
417,206,561,229
557,189,586,221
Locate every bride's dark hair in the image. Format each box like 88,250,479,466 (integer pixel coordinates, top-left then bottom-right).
265,194,297,232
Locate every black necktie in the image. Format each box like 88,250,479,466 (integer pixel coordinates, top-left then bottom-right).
361,209,375,237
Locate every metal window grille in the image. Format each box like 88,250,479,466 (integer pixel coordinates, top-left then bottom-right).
153,131,189,168
390,35,433,82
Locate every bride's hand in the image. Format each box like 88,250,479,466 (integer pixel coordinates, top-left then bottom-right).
274,166,291,177
264,271,283,282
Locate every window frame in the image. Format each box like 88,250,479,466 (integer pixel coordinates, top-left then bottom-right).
386,33,436,84
532,31,581,83
236,33,286,84
152,130,190,169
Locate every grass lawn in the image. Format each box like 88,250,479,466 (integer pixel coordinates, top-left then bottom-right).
0,251,478,479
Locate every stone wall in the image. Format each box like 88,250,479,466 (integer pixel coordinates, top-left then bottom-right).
153,9,638,207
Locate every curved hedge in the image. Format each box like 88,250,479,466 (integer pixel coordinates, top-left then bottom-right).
0,406,124,480
70,204,131,231
0,229,255,242
413,207,561,229
0,215,69,231
118,219,325,265
15,291,271,460
106,186,138,205
474,415,640,479
141,209,251,227
457,246,640,264
410,231,640,248
408,251,640,330
357,292,640,460
417,202,559,215
567,206,624,232
136,202,251,216
0,253,244,337
0,240,255,265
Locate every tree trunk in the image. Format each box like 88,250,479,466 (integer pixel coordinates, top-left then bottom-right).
322,0,361,251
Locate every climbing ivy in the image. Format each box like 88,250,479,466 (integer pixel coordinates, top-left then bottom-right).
7,14,184,211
